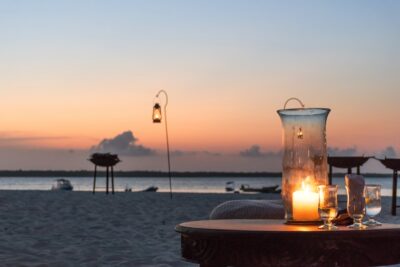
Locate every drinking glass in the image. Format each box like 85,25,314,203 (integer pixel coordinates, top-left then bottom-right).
318,185,338,230
346,185,366,229
363,184,382,226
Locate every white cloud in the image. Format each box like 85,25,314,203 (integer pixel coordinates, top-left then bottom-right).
90,131,155,156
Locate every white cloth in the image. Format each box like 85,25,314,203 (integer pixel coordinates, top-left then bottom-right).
209,199,285,220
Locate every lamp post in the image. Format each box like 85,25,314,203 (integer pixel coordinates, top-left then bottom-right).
153,90,172,199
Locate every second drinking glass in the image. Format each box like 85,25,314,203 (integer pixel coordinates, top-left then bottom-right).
318,185,338,230
364,184,382,226
346,184,366,229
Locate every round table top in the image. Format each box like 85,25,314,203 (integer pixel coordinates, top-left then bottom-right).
176,219,400,237
176,219,400,266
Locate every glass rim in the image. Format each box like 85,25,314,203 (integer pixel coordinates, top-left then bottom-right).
277,108,331,116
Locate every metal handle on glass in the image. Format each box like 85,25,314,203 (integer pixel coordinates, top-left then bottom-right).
283,97,305,109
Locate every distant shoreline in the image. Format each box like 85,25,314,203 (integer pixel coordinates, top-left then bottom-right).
0,170,392,178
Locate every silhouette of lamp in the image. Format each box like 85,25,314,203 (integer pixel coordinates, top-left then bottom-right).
153,90,172,199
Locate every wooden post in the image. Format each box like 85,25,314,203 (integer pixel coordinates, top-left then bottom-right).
106,166,109,194
93,165,97,194
392,170,398,216
347,168,352,174
111,166,115,194
357,166,360,175
328,164,333,185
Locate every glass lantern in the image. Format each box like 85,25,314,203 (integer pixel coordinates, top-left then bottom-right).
277,99,330,224
152,103,162,123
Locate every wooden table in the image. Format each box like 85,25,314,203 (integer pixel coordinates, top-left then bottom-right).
175,219,400,267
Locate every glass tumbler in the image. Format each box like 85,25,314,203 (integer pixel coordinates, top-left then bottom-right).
346,185,366,229
364,184,382,226
318,185,338,230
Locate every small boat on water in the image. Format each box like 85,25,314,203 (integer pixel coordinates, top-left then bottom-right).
225,181,235,192
240,184,281,193
51,179,73,191
124,185,158,192
124,184,132,192
140,186,158,192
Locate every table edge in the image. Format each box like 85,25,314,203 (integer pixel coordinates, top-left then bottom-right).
175,219,400,237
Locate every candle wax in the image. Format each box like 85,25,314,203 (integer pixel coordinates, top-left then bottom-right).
293,190,319,221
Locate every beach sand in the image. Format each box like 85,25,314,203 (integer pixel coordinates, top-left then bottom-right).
0,191,398,266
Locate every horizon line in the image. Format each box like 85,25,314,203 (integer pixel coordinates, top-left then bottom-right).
0,170,392,178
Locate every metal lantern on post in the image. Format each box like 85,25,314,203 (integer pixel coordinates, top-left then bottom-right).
152,90,173,199
152,103,162,123
277,98,330,224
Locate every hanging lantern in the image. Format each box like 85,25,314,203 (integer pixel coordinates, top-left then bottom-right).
152,103,162,123
277,98,330,224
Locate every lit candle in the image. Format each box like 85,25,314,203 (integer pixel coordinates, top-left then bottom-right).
292,182,319,221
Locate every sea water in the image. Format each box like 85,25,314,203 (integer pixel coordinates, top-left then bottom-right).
0,176,396,196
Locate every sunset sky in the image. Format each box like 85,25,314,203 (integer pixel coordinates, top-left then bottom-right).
0,1,399,171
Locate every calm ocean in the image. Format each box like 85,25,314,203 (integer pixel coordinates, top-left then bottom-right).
0,176,396,196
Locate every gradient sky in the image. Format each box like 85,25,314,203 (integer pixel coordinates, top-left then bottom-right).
0,1,399,171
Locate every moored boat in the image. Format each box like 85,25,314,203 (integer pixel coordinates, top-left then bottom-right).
225,181,235,192
141,186,158,192
240,184,280,193
124,184,132,192
51,179,73,191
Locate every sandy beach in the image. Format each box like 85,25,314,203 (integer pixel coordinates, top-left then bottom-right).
0,191,398,266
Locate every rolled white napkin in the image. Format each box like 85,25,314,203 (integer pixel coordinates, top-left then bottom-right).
345,174,365,215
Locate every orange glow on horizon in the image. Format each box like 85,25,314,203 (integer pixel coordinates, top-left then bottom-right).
0,79,398,153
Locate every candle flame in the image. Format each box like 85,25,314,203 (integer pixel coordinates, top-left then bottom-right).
301,176,313,192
